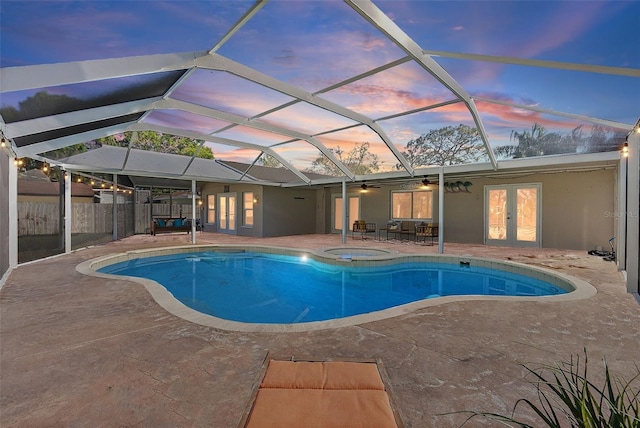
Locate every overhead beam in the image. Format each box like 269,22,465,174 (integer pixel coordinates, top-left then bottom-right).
423,49,640,78
1,51,205,92
346,0,498,170
155,98,355,179
473,96,634,131
208,0,268,54
13,123,136,158
5,97,161,138
128,123,313,184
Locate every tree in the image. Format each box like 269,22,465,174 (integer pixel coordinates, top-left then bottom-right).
0,91,81,122
308,142,380,175
98,131,213,159
399,124,486,167
494,123,625,159
258,153,284,168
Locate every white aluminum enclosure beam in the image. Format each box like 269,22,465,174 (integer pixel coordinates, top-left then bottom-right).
473,96,634,130
423,49,640,78
196,53,415,174
626,127,639,294
128,123,313,184
1,51,204,92
64,171,71,253
346,0,498,170
8,153,18,268
4,98,161,138
13,122,137,158
208,0,267,55
191,180,197,244
154,98,355,180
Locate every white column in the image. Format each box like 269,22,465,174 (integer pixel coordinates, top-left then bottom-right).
341,178,347,244
626,130,639,294
438,168,444,254
64,171,71,253
8,155,18,267
617,157,627,271
191,180,196,244
112,174,118,241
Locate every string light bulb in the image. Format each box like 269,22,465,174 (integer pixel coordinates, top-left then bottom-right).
622,142,629,158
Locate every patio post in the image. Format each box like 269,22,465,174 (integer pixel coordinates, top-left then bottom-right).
8,153,18,268
342,178,347,244
438,167,444,254
617,155,627,271
626,127,639,294
112,174,118,241
64,170,71,254
191,180,196,244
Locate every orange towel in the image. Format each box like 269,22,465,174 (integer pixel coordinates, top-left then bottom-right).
245,360,400,428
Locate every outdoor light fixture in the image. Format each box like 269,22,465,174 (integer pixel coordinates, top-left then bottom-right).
421,177,430,187
42,164,48,173
253,196,259,204
622,142,629,158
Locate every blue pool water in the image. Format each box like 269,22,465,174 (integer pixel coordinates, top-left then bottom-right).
99,251,567,324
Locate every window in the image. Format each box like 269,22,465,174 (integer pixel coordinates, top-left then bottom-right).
391,191,432,220
207,194,215,224
243,192,254,227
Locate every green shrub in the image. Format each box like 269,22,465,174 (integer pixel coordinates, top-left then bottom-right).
455,350,640,427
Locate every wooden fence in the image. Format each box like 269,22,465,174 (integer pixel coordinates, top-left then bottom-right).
17,202,195,236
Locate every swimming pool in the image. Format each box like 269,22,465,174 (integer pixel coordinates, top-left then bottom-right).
85,246,594,331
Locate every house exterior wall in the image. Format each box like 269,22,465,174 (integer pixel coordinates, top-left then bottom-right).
320,169,615,251
263,187,316,237
0,150,10,281
200,183,265,237
442,168,616,250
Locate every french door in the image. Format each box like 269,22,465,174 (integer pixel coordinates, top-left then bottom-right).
485,184,541,247
218,193,236,234
332,194,360,233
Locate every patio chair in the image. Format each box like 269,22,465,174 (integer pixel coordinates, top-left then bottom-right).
238,355,404,428
352,220,376,240
415,223,439,246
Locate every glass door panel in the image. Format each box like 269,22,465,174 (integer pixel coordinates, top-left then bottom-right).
485,184,540,247
218,193,236,234
516,188,537,242
488,189,507,240
332,195,360,233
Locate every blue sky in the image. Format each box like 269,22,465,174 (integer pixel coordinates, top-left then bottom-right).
1,0,638,168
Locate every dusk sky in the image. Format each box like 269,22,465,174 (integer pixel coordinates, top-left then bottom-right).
1,0,638,171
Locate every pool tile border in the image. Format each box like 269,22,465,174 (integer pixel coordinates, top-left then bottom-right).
76,244,597,333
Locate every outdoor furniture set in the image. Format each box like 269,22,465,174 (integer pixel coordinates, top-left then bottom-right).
352,220,439,245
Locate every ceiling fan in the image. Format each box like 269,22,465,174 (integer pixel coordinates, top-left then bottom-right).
359,181,380,191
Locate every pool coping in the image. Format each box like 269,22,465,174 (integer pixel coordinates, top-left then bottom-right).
76,244,598,333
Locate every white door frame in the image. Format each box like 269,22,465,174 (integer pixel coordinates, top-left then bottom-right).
331,193,360,233
484,183,542,247
217,192,237,234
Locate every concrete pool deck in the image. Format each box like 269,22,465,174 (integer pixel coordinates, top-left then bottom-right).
1,233,639,427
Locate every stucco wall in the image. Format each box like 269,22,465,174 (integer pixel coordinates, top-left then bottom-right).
320,169,616,250
200,183,264,237
263,187,316,237
443,168,616,250
0,151,10,279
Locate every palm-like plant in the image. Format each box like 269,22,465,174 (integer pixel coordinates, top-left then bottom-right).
455,350,640,427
